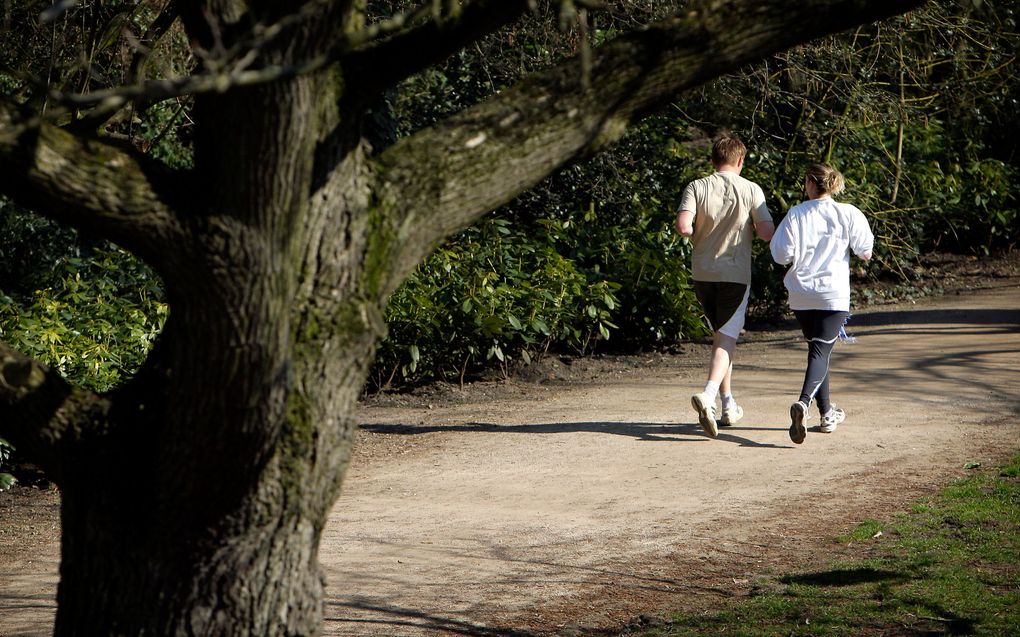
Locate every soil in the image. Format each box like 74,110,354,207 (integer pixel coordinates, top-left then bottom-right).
1,252,1018,637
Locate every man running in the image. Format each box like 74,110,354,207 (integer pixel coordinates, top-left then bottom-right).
676,136,774,437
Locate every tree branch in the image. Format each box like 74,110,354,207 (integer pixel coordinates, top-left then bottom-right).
372,0,926,292
343,0,535,98
0,341,110,484
128,0,183,85
0,101,186,268
38,0,533,114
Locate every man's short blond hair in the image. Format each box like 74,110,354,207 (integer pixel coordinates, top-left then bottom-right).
712,136,746,168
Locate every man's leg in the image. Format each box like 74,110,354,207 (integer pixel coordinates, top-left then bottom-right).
713,283,749,426
691,281,747,437
720,360,734,396
694,329,736,418
708,284,748,388
708,332,737,387
690,281,721,436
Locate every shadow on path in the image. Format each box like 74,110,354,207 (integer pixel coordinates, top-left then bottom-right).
745,305,1019,344
326,601,538,637
359,421,793,448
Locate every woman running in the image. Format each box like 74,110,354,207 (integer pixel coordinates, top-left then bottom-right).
771,164,874,444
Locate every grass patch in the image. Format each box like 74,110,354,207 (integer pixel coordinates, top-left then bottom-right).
834,519,884,544
630,455,1020,636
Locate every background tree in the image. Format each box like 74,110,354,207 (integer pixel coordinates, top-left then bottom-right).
1,0,926,634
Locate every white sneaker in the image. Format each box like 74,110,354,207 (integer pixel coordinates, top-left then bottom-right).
691,392,718,438
719,403,743,427
789,401,808,444
820,407,846,433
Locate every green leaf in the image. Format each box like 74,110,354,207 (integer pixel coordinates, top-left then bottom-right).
0,473,16,491
531,318,550,335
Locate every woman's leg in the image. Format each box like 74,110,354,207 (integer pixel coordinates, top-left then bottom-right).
793,310,848,412
814,370,831,415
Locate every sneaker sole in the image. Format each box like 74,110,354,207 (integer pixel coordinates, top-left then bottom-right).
819,423,838,434
789,403,806,444
691,394,718,438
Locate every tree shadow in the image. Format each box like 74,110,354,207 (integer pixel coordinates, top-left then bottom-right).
780,566,905,587
747,304,1020,412
326,598,643,637
851,306,1020,331
358,421,793,448
837,347,1020,412
325,542,676,637
329,535,713,593
0,598,56,612
325,600,538,637
745,305,1020,344
325,536,735,637
0,592,57,637
778,567,978,635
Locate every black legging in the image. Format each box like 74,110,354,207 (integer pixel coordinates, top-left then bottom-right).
793,310,849,414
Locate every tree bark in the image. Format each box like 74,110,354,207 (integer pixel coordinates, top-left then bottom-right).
40,69,383,632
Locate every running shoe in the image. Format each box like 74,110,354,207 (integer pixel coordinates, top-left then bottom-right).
789,401,808,444
719,403,743,427
820,407,846,433
691,392,718,438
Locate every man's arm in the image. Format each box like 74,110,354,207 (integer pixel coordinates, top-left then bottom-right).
676,209,695,237
751,186,774,241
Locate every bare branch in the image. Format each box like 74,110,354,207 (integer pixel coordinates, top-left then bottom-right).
347,3,438,47
0,101,185,267
343,0,535,97
36,0,534,114
45,62,319,116
372,0,927,293
128,0,183,85
0,341,110,484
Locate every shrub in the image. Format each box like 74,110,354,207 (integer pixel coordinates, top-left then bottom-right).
0,243,167,393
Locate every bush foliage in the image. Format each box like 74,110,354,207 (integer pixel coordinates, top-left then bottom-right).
0,208,167,393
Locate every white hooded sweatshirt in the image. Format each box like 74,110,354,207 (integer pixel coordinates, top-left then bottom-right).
770,197,874,311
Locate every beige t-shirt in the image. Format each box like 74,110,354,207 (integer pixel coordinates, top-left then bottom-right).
679,171,771,284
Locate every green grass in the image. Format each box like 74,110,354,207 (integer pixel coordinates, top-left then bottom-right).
632,455,1020,636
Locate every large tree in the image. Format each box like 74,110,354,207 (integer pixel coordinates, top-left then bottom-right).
1,0,922,634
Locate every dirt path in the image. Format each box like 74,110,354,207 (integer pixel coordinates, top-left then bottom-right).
2,277,1018,636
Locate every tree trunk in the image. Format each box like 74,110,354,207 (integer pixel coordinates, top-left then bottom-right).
47,70,383,635
51,345,366,635
57,480,326,634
